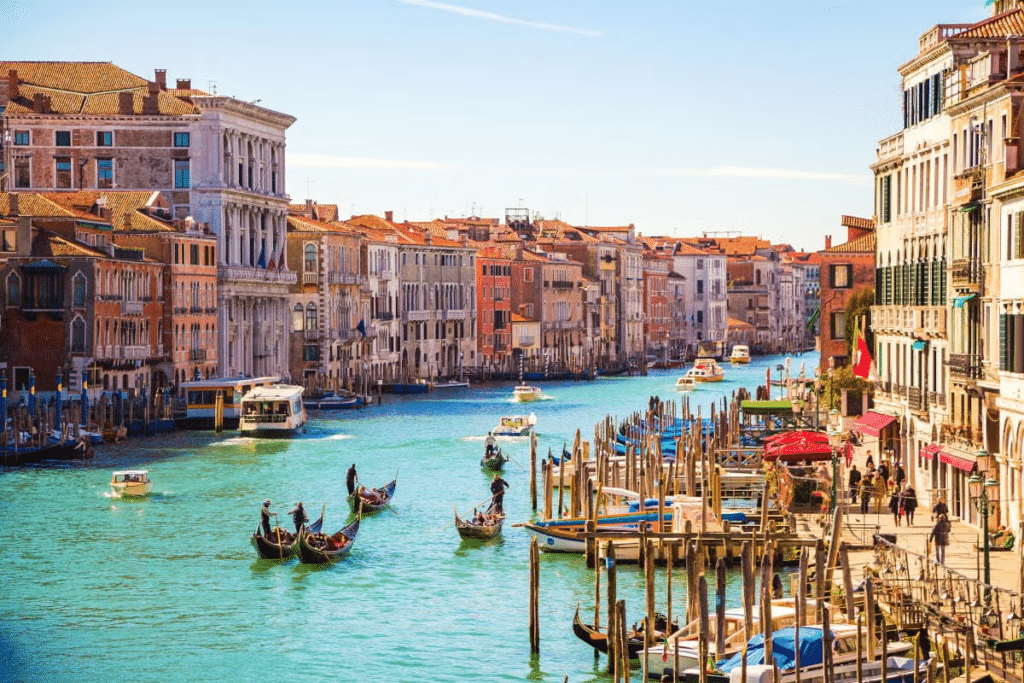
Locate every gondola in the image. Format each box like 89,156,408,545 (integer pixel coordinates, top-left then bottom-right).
1,439,84,465
296,515,360,564
250,506,324,559
572,605,674,659
480,447,508,470
454,506,504,540
348,478,396,513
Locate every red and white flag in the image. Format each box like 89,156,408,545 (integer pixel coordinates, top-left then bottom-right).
852,319,879,382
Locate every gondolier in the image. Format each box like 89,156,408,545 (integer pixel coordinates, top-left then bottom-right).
289,501,308,533
260,499,273,536
346,463,358,496
484,432,497,455
490,473,509,515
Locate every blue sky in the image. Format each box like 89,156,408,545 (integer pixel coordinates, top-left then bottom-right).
5,0,990,250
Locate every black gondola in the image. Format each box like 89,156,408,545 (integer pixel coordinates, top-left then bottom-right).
348,479,396,513
296,515,360,564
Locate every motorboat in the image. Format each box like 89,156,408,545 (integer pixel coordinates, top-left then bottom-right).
675,376,697,392
238,384,307,437
110,470,152,497
729,344,751,364
512,383,543,402
303,390,364,410
685,357,725,382
492,412,537,436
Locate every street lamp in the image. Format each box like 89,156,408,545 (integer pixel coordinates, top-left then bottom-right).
969,457,998,601
826,408,842,514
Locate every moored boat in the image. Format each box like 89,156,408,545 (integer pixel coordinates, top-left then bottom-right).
454,506,504,540
239,384,307,436
296,515,360,564
110,470,152,497
573,605,676,659
348,478,397,513
303,390,363,410
492,412,537,436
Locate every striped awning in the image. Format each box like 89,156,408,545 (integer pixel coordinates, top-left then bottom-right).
852,410,898,437
940,450,976,472
920,443,942,459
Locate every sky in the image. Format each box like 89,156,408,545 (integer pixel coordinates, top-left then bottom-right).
3,0,993,251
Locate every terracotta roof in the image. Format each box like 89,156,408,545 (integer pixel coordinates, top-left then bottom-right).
951,8,1024,40
728,317,755,330
2,61,198,116
840,215,875,230
477,246,512,259
30,229,109,259
37,191,173,232
288,203,339,222
822,232,876,254
642,236,711,256
0,192,76,218
510,313,536,323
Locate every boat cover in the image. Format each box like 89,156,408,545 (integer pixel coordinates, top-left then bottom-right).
716,627,826,673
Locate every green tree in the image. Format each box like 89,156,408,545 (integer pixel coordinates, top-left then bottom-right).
843,286,875,356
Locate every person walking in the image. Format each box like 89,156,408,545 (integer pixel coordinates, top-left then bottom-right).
894,463,906,489
848,464,861,504
888,484,903,526
873,473,886,514
346,463,358,496
288,501,308,533
930,513,951,563
877,461,890,497
932,497,949,520
860,473,872,514
902,486,918,525
489,473,510,515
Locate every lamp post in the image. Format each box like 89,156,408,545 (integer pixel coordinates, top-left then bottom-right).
827,408,842,514
969,458,997,600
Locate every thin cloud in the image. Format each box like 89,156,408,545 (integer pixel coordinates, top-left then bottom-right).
654,166,867,183
290,153,444,171
398,0,601,37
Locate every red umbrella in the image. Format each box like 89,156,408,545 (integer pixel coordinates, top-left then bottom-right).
764,430,828,446
764,439,834,462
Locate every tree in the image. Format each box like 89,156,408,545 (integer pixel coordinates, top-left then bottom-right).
843,286,874,357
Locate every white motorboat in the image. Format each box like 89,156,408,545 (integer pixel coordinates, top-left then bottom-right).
729,344,751,364
492,412,537,436
685,357,725,382
512,383,543,402
238,384,307,437
110,470,152,497
675,376,697,392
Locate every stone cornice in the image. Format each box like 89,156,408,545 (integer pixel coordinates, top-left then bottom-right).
190,96,296,129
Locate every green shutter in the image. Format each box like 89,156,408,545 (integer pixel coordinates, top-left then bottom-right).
882,175,892,223
909,261,917,306
1000,314,1008,371
1016,212,1024,259
886,266,893,305
940,259,947,303
875,268,883,303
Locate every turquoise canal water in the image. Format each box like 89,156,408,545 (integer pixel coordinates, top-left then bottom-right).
0,353,816,683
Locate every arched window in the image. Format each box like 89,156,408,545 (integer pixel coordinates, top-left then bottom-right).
305,302,316,331
292,304,303,331
71,317,86,353
304,243,317,272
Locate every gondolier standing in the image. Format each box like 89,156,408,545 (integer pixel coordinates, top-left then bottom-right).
260,499,274,536
490,473,509,515
346,464,358,496
289,501,308,533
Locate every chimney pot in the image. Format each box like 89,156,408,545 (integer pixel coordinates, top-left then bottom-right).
384,210,393,222
305,199,314,216
154,69,167,90
825,235,832,249
7,69,18,101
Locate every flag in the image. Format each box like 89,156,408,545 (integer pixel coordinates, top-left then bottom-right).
257,243,266,269
852,319,878,381
356,319,366,337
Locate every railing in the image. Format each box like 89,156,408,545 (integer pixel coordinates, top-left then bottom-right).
877,132,904,162
951,258,982,287
121,301,143,316
218,265,297,285
404,310,429,322
948,353,983,379
374,311,394,321
303,329,322,340
189,348,207,361
908,386,926,412
118,345,148,359
302,272,318,285
549,280,574,290
328,272,361,285
517,336,536,347
442,310,466,320
928,391,946,407
919,24,973,53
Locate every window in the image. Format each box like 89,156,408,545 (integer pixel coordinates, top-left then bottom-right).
71,318,85,353
174,132,190,148
696,280,704,294
524,267,533,282
697,259,704,269
303,344,320,361
14,157,29,188
190,244,199,265
13,130,29,146
292,304,303,331
831,311,846,340
55,131,71,146
5,273,20,306
174,160,190,188
1000,314,1024,373
55,157,72,188
96,158,113,189
1,229,16,252
304,244,317,272
96,131,112,147
305,302,316,330
830,264,852,288
1014,211,1024,260
73,275,86,306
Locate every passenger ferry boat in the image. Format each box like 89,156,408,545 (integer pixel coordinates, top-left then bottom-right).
238,384,307,437
110,470,152,497
178,376,281,429
684,357,725,382
728,344,751,364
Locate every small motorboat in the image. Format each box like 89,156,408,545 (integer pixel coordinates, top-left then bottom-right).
675,376,697,392
110,470,152,497
454,506,504,540
512,383,543,402
685,357,725,382
728,344,751,364
492,412,537,436
303,390,363,410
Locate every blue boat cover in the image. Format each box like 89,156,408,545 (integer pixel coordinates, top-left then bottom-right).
627,498,675,512
721,511,748,523
716,627,826,673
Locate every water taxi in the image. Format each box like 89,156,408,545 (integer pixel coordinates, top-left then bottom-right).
110,470,152,497
178,375,281,429
238,384,307,437
728,344,751,364
684,357,725,382
512,383,543,402
674,376,697,392
492,412,537,436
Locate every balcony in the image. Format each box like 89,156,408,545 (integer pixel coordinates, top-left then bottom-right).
928,391,946,408
119,345,148,360
517,336,536,347
403,310,429,322
189,348,207,361
218,265,297,285
121,301,144,316
328,272,361,285
951,258,982,290
908,386,926,412
948,353,982,380
549,280,575,290
373,311,394,321
442,310,466,320
953,167,984,204
303,329,322,341
303,272,319,285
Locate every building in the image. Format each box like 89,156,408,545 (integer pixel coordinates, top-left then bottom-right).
818,219,876,374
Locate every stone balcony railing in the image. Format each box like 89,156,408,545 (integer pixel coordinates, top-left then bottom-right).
189,348,207,361
121,301,144,316
328,272,361,285
877,132,904,163
403,310,429,322
872,305,946,338
302,272,318,285
949,353,983,380
951,258,982,289
218,265,297,285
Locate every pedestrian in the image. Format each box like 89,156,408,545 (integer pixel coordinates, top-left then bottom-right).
932,497,948,520
848,464,861,504
894,463,906,489
930,513,951,563
843,439,854,468
889,485,902,526
873,473,886,514
902,486,918,525
877,461,890,496
346,463,358,496
260,499,273,536
489,473,510,515
288,501,308,533
865,451,874,470
860,473,872,514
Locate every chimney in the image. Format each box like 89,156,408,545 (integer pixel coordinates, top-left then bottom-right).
384,210,393,222
143,82,160,114
1010,39,1020,75
7,69,18,100
824,235,832,249
305,199,314,216
123,211,133,230
118,91,134,114
9,193,19,216
154,69,167,90
176,78,191,90
32,92,45,113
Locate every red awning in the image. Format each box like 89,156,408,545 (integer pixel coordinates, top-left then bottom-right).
764,430,829,446
940,450,976,472
920,443,942,458
852,411,898,437
764,439,834,462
